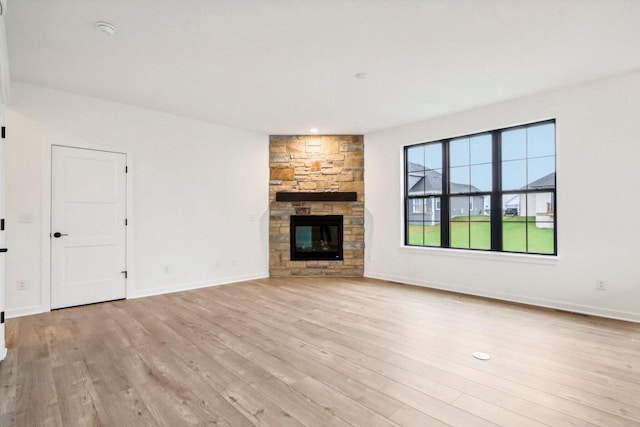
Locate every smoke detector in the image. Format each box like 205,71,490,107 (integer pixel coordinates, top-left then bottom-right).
96,21,117,36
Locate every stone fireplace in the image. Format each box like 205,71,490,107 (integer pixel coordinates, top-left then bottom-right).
269,135,364,277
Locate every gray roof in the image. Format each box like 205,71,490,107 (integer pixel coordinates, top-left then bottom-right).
409,162,555,194
526,172,555,190
408,167,480,195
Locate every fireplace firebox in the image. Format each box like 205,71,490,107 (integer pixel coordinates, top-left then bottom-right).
290,215,343,261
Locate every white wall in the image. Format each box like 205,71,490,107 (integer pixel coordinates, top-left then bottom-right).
365,70,640,323
6,82,269,317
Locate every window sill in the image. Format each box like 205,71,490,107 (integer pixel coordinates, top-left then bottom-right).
399,245,559,265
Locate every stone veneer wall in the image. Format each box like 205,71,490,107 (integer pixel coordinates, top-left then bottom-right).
269,135,364,277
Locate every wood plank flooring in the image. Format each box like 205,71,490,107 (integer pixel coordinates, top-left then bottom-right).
1,277,640,426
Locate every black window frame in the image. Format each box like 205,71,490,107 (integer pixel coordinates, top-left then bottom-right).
404,119,557,256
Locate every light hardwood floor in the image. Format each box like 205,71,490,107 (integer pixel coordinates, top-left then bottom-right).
1,277,640,426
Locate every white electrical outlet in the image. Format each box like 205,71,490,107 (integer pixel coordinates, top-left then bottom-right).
163,266,170,274
231,260,237,267
596,279,606,290
17,279,27,290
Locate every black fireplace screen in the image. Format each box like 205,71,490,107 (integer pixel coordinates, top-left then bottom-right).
290,215,343,260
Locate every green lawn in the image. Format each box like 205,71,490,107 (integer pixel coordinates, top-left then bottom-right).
408,216,554,254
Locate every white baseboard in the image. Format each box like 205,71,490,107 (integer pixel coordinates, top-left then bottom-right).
0,347,6,362
5,305,46,319
5,274,269,318
365,272,640,324
128,273,269,299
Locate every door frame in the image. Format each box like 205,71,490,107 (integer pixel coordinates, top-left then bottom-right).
1,103,6,361
42,143,134,312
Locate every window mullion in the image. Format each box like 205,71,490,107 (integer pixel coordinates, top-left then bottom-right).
491,131,502,251
441,140,450,248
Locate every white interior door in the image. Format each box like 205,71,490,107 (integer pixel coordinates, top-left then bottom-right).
51,146,127,309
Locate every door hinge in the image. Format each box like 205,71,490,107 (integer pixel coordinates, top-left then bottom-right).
1,311,4,324
1,126,5,139
125,166,128,173
0,218,4,231
121,270,128,279
125,218,128,226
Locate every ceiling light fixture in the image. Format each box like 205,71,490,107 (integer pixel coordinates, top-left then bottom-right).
96,21,117,36
309,128,319,134
354,72,367,80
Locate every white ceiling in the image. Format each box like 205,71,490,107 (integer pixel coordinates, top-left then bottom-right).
6,0,640,134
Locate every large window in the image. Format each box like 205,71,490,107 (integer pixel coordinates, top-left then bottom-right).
405,120,556,255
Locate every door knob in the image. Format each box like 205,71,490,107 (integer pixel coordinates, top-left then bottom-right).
53,232,69,238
